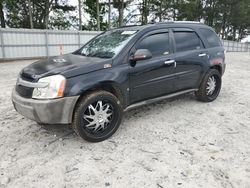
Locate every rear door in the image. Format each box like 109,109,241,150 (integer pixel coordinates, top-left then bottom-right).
129,29,176,104
171,28,209,91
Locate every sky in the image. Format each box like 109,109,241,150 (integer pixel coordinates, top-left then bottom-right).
69,0,78,6
241,36,250,43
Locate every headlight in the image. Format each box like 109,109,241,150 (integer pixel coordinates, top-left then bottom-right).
32,75,66,99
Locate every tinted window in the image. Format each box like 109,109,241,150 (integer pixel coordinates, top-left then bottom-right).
137,33,170,56
174,31,203,52
199,28,221,47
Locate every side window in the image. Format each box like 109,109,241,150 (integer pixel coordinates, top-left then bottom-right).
173,31,203,52
137,33,170,57
199,28,221,48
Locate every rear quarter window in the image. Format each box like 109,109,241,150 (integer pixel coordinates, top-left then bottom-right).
199,28,222,48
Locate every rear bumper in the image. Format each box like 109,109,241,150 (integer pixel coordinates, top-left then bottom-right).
12,90,79,124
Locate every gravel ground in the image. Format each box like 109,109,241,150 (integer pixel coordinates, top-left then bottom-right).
0,53,250,188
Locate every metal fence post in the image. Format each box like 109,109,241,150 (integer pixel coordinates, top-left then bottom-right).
78,31,81,48
45,30,49,57
0,29,5,58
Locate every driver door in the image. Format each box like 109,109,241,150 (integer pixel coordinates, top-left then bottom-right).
129,29,176,104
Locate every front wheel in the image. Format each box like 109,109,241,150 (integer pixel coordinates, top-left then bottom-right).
195,69,222,102
72,91,123,142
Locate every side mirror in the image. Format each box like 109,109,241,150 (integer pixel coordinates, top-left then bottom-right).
130,49,152,62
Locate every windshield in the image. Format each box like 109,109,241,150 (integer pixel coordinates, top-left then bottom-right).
77,30,138,58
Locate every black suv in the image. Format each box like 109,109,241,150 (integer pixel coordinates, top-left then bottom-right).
12,22,226,142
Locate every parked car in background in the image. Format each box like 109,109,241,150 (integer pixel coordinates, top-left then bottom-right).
12,21,226,142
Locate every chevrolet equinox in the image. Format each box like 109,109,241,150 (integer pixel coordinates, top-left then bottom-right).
12,22,226,142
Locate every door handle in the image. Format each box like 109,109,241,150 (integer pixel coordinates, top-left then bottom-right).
199,53,207,57
164,60,176,67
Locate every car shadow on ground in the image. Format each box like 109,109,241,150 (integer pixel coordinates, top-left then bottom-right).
34,92,196,143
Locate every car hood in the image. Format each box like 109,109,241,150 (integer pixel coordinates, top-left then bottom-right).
20,54,112,80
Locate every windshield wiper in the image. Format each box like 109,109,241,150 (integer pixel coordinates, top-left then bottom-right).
92,54,112,58
88,52,113,59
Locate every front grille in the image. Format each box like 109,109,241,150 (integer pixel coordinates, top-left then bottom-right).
16,85,33,98
15,71,36,98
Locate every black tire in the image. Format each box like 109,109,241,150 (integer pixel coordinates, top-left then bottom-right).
195,69,222,102
72,90,123,142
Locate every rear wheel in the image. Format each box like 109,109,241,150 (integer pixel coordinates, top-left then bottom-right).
72,91,123,142
195,69,222,102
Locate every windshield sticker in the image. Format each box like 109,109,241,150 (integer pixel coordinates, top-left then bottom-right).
121,30,137,35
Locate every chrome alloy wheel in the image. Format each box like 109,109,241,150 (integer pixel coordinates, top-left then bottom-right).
83,101,113,132
206,76,216,95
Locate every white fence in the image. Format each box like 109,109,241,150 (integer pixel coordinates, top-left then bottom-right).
0,28,249,60
222,40,250,52
0,28,101,60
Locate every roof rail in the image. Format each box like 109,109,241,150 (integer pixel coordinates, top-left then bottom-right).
155,21,203,25
109,24,142,31
119,24,142,28
173,21,202,24
154,21,174,24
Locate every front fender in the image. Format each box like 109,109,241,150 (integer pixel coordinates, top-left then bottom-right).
64,65,130,106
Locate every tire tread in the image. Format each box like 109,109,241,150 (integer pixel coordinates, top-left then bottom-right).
195,69,221,102
72,90,122,142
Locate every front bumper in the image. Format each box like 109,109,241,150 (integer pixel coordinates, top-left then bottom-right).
12,90,79,124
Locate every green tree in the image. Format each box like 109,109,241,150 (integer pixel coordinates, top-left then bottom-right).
49,9,77,30
177,0,203,21
140,0,149,24
150,0,169,22
83,0,108,31
0,0,6,27
4,0,75,29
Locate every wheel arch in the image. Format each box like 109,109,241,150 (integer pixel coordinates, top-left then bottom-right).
71,81,125,123
210,65,222,75
198,64,222,89
83,81,125,106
